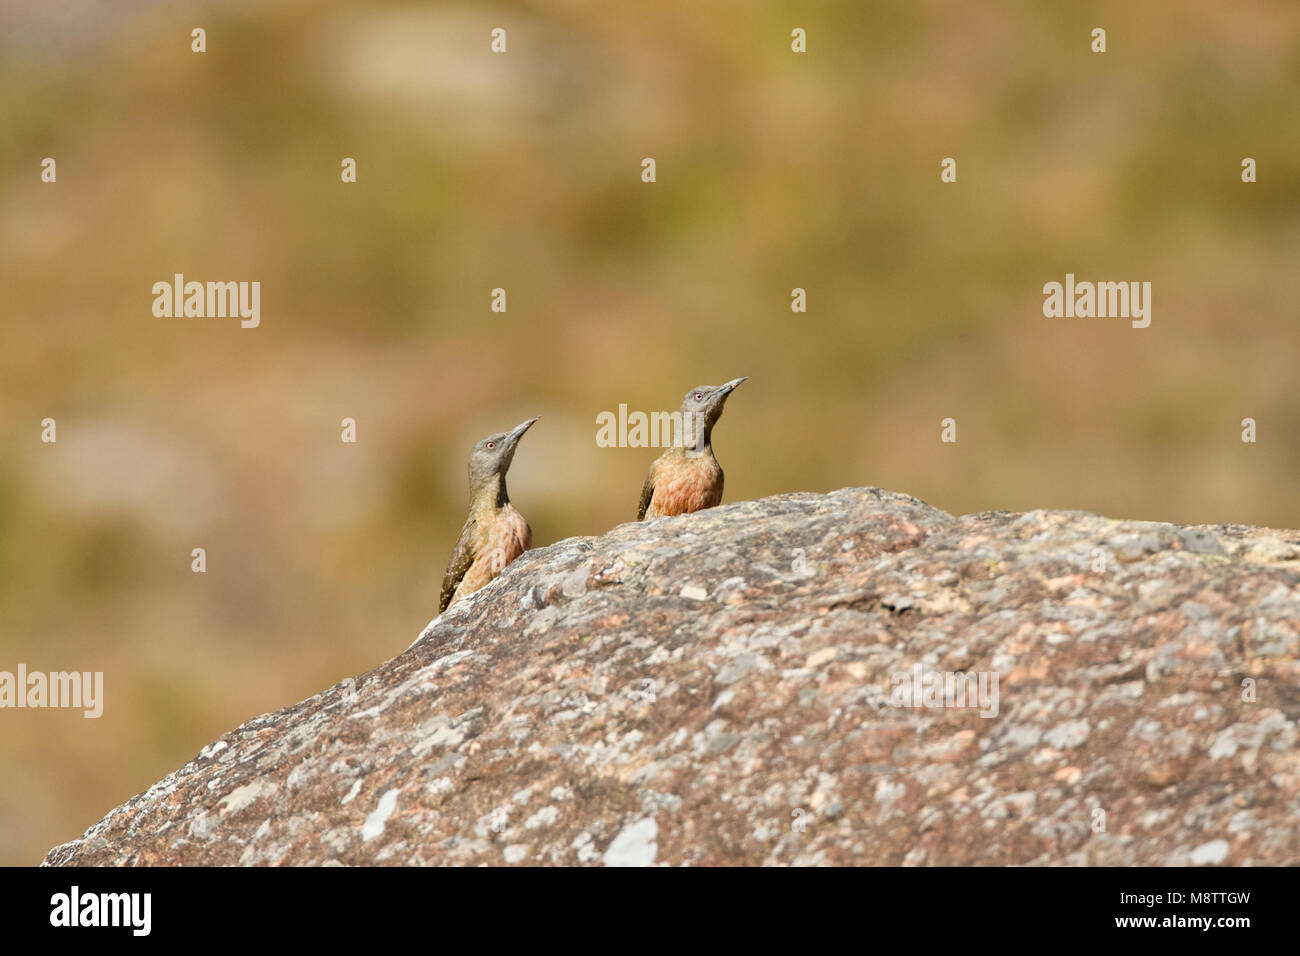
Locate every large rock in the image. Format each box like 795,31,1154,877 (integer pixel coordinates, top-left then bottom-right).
43,489,1300,866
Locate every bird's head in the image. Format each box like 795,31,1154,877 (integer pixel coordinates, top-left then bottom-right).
468,417,538,494
676,377,747,450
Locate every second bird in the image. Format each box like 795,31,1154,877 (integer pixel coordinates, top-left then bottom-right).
637,377,747,520
439,417,538,612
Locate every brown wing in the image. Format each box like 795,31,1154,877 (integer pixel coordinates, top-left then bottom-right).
636,468,656,521
439,518,477,612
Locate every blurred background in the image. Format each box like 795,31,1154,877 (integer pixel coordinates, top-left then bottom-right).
1,0,1298,864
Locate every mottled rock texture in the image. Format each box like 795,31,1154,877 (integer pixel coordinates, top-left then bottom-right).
44,489,1300,866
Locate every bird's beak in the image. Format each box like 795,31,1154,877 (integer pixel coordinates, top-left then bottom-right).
508,417,539,444
716,376,748,397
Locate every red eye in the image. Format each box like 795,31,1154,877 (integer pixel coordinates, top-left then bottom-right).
694,392,703,401
487,441,496,449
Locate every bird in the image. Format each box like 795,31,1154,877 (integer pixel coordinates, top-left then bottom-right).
637,377,747,520
439,417,539,612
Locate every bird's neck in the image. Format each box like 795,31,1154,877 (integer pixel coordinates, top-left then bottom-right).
470,474,510,514
667,437,715,461
675,412,714,455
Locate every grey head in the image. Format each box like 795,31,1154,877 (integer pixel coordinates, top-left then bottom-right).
676,377,747,450
468,417,538,502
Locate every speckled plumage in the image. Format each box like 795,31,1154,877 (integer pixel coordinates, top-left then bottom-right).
441,504,531,610
638,449,724,519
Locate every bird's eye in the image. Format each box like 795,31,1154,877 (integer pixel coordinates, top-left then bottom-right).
694,392,703,401
486,441,496,449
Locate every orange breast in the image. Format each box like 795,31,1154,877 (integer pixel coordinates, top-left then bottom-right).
455,506,531,602
647,455,723,518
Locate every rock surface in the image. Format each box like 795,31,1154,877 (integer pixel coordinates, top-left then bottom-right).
43,488,1300,866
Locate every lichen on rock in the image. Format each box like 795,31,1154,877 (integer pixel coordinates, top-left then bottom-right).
42,488,1300,866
